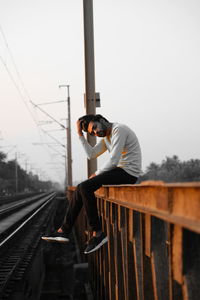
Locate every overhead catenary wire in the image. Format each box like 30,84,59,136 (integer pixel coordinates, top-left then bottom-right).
0,25,39,124
45,143,65,157
0,25,66,183
0,53,53,173
0,54,38,126
30,100,66,130
37,100,67,105
40,128,65,149
0,24,34,106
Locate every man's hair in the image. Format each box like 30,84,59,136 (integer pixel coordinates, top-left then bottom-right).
78,114,109,132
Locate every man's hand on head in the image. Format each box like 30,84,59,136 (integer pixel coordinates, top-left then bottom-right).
77,120,83,136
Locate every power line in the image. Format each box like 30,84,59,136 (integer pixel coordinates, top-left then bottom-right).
30,100,66,130
40,128,65,149
0,52,45,143
0,54,39,125
0,24,33,105
0,25,66,182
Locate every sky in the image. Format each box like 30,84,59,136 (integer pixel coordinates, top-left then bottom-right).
0,0,200,186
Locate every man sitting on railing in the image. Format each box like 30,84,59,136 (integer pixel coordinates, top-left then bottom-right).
42,114,142,254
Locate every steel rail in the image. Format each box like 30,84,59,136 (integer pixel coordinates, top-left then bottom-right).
0,193,48,216
0,192,57,299
0,193,55,248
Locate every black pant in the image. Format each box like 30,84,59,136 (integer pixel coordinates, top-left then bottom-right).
62,167,137,233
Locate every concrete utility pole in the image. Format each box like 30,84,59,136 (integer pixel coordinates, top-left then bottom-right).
59,85,73,186
83,0,97,177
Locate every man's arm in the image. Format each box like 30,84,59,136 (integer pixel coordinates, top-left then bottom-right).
95,126,126,175
77,119,84,137
77,119,107,160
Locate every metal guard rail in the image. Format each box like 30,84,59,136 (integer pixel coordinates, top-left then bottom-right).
69,181,200,300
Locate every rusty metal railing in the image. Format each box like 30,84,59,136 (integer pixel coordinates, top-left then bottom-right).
69,182,200,300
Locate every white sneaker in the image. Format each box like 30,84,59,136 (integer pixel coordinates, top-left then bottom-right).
84,232,108,254
41,231,69,243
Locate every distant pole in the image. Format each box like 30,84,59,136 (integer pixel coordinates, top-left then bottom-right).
64,154,67,188
59,84,73,187
25,159,28,192
15,152,18,194
83,0,97,177
66,85,72,186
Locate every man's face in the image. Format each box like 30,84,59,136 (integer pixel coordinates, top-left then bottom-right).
88,120,107,137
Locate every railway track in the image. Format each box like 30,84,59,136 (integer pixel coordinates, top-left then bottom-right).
0,192,58,300
0,192,41,206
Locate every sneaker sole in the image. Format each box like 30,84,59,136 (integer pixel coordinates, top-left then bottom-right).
84,236,108,254
41,237,69,243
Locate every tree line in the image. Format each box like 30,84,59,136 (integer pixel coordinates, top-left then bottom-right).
1,151,199,195
139,155,200,183
0,151,59,196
